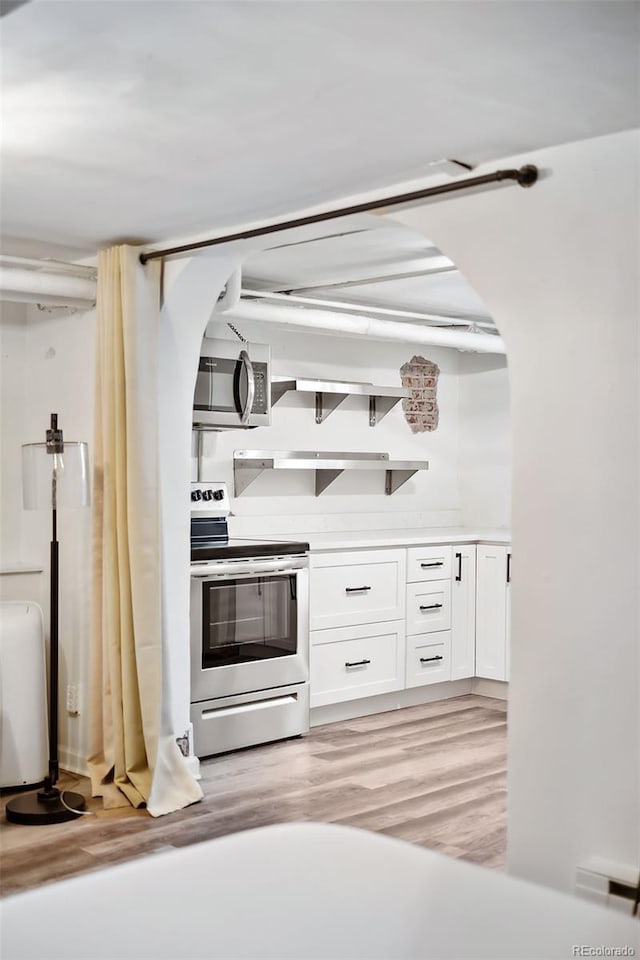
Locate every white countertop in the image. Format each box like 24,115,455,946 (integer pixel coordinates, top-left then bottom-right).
264,527,511,551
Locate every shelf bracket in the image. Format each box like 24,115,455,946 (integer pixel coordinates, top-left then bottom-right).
385,468,418,496
369,395,403,427
270,381,291,406
315,468,344,496
234,465,266,496
315,391,348,424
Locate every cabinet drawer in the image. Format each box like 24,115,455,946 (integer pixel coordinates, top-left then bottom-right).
310,620,405,708
407,545,452,583
406,632,451,688
310,549,406,630
406,580,451,635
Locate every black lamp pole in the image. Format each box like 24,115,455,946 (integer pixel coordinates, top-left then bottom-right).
5,415,86,825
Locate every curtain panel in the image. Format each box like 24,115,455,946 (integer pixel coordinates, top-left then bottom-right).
89,245,202,816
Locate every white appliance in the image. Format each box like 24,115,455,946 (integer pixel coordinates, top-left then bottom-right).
193,337,271,430
0,602,48,789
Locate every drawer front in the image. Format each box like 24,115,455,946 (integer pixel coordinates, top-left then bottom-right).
407,545,452,583
310,549,406,630
406,632,451,688
406,579,451,635
191,684,309,758
310,620,405,708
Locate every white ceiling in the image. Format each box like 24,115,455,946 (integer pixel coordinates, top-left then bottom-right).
2,0,638,257
241,220,493,324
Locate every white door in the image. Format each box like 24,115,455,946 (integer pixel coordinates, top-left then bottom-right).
451,546,476,680
475,544,508,681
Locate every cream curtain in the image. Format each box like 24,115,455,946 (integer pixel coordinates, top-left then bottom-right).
89,245,203,816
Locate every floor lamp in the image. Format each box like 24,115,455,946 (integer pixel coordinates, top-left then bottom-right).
6,414,90,825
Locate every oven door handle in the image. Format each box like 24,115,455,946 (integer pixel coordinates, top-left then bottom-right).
191,557,308,578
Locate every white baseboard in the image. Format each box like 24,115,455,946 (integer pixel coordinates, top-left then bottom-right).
58,748,89,778
471,678,509,700
310,679,474,727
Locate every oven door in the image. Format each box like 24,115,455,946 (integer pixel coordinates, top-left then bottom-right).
190,556,309,702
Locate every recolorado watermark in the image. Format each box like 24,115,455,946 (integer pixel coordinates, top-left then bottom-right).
572,948,636,957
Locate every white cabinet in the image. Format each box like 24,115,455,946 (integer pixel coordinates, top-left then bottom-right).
309,538,511,711
406,631,451,688
451,546,476,680
309,548,406,706
406,580,451,635
310,620,405,707
406,545,452,583
309,549,406,631
475,544,511,681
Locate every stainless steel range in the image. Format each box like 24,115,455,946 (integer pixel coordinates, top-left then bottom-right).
189,482,310,757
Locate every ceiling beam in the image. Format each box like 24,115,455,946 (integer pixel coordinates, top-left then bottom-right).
241,289,494,329
243,255,456,295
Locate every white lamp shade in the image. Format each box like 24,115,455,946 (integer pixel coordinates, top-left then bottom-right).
22,442,90,510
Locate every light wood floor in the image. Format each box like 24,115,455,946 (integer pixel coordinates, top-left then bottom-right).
1,694,507,897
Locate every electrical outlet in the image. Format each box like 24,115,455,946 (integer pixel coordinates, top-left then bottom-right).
66,684,80,715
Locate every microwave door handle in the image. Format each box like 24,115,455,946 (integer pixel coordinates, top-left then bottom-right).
239,349,255,425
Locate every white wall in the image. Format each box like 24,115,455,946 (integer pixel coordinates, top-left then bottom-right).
197,318,463,535
390,129,640,892
0,303,95,773
0,302,28,561
457,354,511,528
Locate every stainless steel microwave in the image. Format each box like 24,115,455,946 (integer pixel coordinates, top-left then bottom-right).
193,338,271,430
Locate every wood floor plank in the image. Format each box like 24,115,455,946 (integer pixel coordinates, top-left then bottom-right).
0,694,508,896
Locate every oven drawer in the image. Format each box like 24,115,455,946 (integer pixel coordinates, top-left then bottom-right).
406,632,451,688
191,683,309,758
407,545,452,582
406,579,451,635
310,620,405,708
310,549,406,630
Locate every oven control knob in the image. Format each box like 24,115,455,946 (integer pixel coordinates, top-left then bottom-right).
202,489,214,501
191,490,202,502
213,489,224,501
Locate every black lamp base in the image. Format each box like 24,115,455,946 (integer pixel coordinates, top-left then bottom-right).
5,786,85,825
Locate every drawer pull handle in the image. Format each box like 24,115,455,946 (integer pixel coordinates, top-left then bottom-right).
455,552,462,581
420,561,443,568
419,603,443,611
420,655,443,663
507,552,512,584
345,659,371,668
345,586,371,593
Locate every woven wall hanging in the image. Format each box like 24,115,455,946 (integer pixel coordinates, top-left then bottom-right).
400,355,440,433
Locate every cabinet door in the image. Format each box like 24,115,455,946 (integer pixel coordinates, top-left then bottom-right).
310,620,405,707
406,580,451,635
407,545,452,583
309,549,406,631
475,544,508,681
406,631,451,688
451,546,476,680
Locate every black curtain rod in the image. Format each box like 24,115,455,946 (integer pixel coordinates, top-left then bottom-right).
139,164,538,265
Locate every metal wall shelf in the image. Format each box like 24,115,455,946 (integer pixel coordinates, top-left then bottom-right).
271,377,411,426
234,450,429,497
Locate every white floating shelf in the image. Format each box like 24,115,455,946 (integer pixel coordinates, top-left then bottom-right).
233,450,429,497
271,378,411,426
